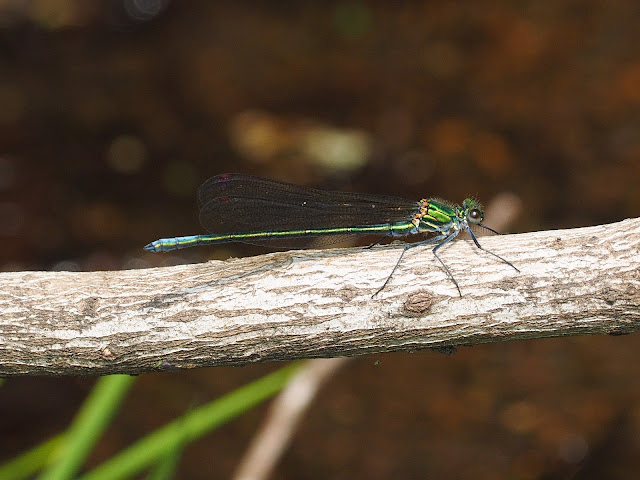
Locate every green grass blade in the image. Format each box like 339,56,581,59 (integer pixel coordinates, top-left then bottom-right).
37,374,136,480
146,443,184,480
0,435,64,480
78,362,302,480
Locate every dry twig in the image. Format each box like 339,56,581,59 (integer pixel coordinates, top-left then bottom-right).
0,218,638,376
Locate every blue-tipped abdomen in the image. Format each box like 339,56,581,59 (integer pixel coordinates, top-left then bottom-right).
144,235,203,252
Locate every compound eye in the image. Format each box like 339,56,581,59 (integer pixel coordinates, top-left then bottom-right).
469,208,483,223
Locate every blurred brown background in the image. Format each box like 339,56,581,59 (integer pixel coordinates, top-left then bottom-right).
1,1,639,478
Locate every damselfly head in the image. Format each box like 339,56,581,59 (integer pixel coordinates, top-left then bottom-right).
462,198,484,225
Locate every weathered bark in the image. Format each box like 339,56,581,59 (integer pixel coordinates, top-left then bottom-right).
0,218,638,376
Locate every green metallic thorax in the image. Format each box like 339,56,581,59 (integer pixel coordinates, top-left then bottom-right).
413,199,460,234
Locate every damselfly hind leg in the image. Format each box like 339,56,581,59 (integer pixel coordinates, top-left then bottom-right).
365,235,392,250
371,234,448,298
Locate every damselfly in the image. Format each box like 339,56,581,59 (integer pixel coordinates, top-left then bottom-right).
144,173,518,296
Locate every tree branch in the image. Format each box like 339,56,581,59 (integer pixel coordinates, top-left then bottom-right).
1,218,639,376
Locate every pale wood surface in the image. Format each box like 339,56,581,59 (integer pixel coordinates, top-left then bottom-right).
0,218,638,376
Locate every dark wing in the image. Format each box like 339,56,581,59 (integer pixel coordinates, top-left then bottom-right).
197,174,420,234
197,173,415,209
